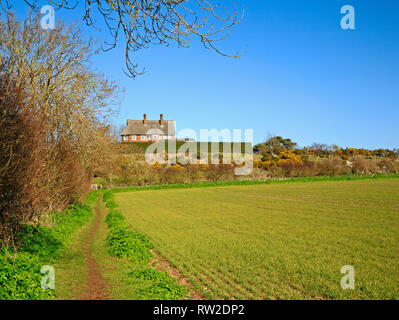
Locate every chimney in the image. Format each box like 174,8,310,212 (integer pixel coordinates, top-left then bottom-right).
160,114,164,126
143,113,147,125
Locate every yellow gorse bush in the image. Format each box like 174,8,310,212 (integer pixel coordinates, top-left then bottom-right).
278,151,303,166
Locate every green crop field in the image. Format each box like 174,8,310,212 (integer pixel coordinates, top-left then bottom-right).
114,178,399,300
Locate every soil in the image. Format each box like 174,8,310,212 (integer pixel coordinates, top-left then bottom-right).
79,199,108,300
150,250,205,300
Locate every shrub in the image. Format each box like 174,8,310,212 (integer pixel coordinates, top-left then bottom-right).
131,267,187,300
315,159,351,176
105,209,126,229
171,164,183,171
377,159,399,174
277,151,303,166
106,227,153,263
205,164,235,182
0,250,54,300
129,267,170,281
138,280,188,300
103,191,118,209
351,157,379,175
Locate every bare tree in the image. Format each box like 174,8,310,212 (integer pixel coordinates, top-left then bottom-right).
0,0,245,77
0,13,118,238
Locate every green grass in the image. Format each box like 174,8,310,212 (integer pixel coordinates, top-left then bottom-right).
114,178,399,299
53,214,95,299
102,192,188,299
110,173,399,194
91,201,187,300
0,203,93,300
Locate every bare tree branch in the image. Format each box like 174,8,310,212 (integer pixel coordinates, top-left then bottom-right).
0,0,245,78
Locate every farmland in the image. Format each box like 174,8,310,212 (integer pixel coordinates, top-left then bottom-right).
115,178,399,299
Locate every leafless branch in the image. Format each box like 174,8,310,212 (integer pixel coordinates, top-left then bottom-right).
1,0,245,78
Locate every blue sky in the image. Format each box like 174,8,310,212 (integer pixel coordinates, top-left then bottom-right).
9,1,399,148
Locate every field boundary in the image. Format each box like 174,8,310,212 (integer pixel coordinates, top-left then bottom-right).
102,191,196,300
109,173,399,194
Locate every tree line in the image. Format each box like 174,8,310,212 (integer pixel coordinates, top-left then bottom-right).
0,13,118,245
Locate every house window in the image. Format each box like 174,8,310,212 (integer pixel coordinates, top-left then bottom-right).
152,135,158,140
141,135,146,140
131,135,136,141
123,136,128,141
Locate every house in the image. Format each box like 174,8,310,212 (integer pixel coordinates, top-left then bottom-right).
121,114,176,142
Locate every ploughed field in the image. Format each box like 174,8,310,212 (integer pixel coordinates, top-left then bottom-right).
115,179,399,299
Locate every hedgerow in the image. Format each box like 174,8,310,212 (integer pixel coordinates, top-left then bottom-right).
110,172,399,194
102,192,187,299
0,200,94,300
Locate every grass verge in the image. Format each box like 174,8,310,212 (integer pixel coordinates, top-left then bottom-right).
0,200,93,300
102,191,188,300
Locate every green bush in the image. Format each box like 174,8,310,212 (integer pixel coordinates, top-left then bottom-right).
106,227,153,263
138,279,188,300
129,267,169,281
103,191,118,209
105,209,126,229
130,267,187,300
0,250,54,300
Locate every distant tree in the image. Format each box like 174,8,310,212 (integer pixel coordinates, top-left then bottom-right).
331,144,340,152
254,136,297,160
311,143,330,151
1,0,245,78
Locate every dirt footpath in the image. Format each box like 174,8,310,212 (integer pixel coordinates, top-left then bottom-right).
79,198,108,300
